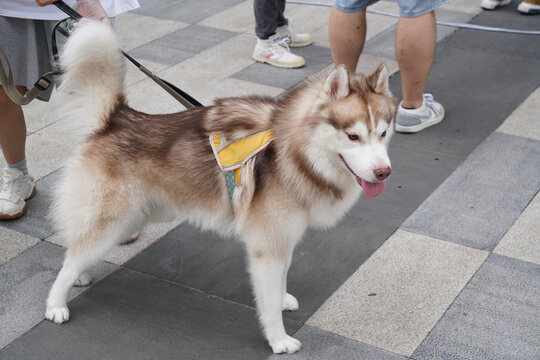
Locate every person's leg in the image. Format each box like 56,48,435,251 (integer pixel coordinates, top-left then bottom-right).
254,0,280,39
276,0,287,28
329,7,367,73
0,87,27,165
252,0,305,68
395,11,436,109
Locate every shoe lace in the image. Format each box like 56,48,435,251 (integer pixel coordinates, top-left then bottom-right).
423,94,435,108
271,38,292,56
1,171,22,195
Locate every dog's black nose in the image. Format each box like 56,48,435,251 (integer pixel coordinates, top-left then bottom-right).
374,167,391,181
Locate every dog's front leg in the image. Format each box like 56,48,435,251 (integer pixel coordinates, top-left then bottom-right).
281,247,299,312
248,253,301,354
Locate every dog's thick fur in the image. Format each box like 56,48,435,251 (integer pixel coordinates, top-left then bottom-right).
45,21,397,354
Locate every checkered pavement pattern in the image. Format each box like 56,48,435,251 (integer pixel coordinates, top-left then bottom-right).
1,1,539,359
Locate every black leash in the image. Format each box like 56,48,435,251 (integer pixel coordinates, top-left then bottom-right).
53,0,202,109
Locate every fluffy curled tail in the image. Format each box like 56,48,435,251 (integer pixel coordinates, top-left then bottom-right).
58,20,126,138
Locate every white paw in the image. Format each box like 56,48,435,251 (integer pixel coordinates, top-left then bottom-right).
45,306,70,324
282,293,299,311
73,272,92,287
270,335,302,354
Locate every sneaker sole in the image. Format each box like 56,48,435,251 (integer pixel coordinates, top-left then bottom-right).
289,40,313,48
395,111,445,134
252,54,305,69
481,0,511,9
517,2,540,13
0,203,28,220
0,185,36,220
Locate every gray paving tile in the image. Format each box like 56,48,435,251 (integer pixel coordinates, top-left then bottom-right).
402,132,540,251
267,325,407,360
126,216,395,323
0,241,117,349
0,228,39,265
498,86,540,141
444,2,540,60
128,24,238,66
349,142,463,228
231,45,332,90
134,0,245,24
307,230,488,357
494,192,540,266
115,12,189,51
413,254,540,360
0,170,60,239
386,89,518,159
0,267,300,360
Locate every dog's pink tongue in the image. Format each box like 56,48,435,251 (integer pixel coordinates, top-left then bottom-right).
360,179,386,199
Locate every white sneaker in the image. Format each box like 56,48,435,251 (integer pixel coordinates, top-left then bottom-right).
276,24,313,48
395,94,445,133
481,0,512,10
0,168,36,219
252,34,305,69
517,0,540,13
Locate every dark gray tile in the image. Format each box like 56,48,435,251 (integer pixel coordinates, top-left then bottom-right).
267,325,407,360
413,254,540,360
402,132,540,251
0,268,300,360
0,241,117,349
0,170,59,239
126,217,395,322
232,45,332,90
128,25,237,66
134,0,245,24
349,142,463,228
445,2,540,60
387,89,518,158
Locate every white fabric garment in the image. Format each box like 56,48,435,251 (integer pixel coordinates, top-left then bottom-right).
0,0,140,20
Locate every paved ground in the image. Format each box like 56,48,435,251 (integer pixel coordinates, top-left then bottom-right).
1,0,539,359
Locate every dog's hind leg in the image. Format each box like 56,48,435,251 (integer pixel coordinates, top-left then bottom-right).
45,217,140,324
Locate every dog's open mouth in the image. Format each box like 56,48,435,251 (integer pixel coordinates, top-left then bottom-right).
339,155,386,199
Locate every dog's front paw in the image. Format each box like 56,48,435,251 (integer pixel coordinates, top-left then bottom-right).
45,306,70,324
270,335,302,354
73,272,92,287
282,293,299,311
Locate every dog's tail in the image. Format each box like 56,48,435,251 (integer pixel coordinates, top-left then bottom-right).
58,20,125,137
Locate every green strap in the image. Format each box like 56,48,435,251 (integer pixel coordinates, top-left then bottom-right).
0,46,54,105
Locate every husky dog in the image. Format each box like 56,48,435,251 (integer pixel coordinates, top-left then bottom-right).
45,21,397,354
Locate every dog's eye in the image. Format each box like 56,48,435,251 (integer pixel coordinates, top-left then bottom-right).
381,131,387,138
347,133,359,141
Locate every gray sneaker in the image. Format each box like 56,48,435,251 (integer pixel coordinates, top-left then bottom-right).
395,94,445,133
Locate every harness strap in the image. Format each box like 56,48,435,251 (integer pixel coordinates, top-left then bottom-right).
0,47,54,105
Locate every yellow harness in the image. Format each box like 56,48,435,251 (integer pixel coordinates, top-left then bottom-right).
210,130,274,199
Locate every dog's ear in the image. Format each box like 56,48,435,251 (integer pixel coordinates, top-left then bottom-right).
323,65,350,101
370,64,391,96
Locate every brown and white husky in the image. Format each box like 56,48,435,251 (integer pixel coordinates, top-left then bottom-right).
45,21,397,354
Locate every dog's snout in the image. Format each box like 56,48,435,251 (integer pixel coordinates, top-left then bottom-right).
374,167,391,181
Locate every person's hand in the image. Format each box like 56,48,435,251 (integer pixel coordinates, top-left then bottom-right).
35,0,59,6
76,0,109,23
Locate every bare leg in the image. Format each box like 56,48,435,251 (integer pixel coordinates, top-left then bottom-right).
395,12,436,109
0,87,27,164
329,7,367,73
